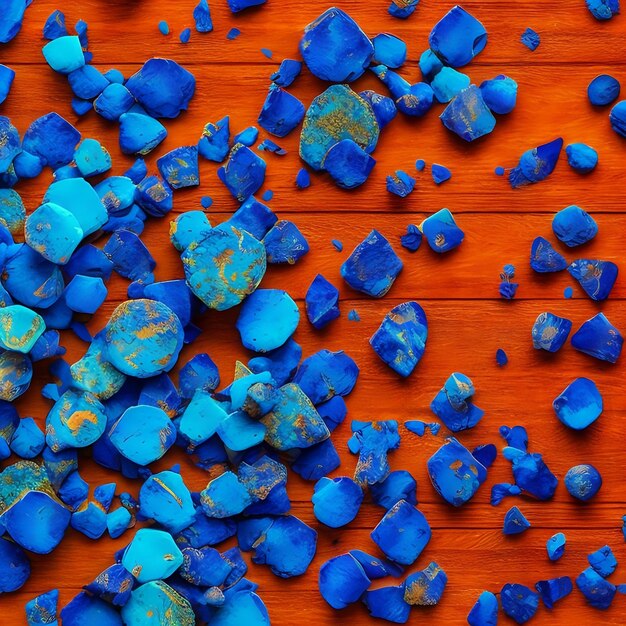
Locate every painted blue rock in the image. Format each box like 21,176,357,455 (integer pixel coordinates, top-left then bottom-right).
227,195,276,240
84,564,134,607
480,74,518,114
122,580,195,625
533,312,572,353
236,289,299,352
431,374,484,432
370,65,434,117
139,470,195,533
293,349,358,404
270,59,302,87
501,583,539,624
576,567,616,609
68,66,109,101
74,139,111,178
248,338,302,387
178,353,220,401
503,505,531,535
372,33,407,68
110,405,176,465
530,236,567,272
568,259,618,300
547,532,566,561
217,144,266,201
261,383,330,450
251,515,317,577
610,100,626,137
509,137,563,188
588,545,617,577
564,464,602,501
428,438,487,506
421,208,464,252
305,274,340,329
0,190,25,236
388,0,418,18
45,389,106,451
535,576,572,609
234,126,258,148
566,143,598,173
552,205,598,246
588,74,620,106
0,65,15,105
300,8,373,82
312,476,363,527
122,528,183,583
0,117,20,175
25,589,59,624
571,313,623,363
156,146,199,189
42,36,84,74
429,5,487,67
299,85,379,170
0,536,30,592
467,590,498,626
586,0,620,19
350,420,400,486
323,139,376,189
118,112,167,156
370,470,417,509
386,170,416,197
319,553,371,609
179,546,231,586
363,585,410,623
170,212,211,252
504,447,558,500
371,499,431,565
258,85,305,137
10,417,45,459
403,561,447,606
291,438,340,481
200,471,252,518
22,113,81,169
440,85,495,141
553,377,602,430
60,592,123,626
0,305,45,353
521,27,540,51
65,275,107,314
0,351,32,401
134,175,173,217
359,90,397,128
263,220,309,264
431,67,470,103
126,59,195,118
71,500,108,539
94,83,134,120
198,116,230,162
341,230,402,297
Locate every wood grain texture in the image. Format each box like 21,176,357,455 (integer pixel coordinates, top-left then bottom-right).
1,0,625,624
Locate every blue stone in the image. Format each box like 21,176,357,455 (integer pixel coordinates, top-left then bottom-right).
22,112,81,169
42,36,84,74
180,27,191,43
480,74,518,114
178,354,219,402
0,305,45,353
96,176,136,215
547,532,566,561
467,590,498,626
496,348,508,366
431,163,452,183
350,420,400,486
12,150,43,179
532,312,572,352
568,259,618,300
142,279,197,329
535,577,572,609
263,220,309,264
564,464,602,501
403,561,447,606
30,329,65,361
157,145,199,189
341,230,402,297
429,5,487,67
293,349,358,403
530,236,567,272
312,476,363,527
65,275,107,313
552,205,598,246
198,116,230,162
84,564,134,607
0,117,20,176
370,65,434,117
501,583,539,623
258,85,305,137
566,143,598,173
521,27,540,51
193,0,213,31
363,585,410,623
227,0,266,11
218,144,266,201
319,553,371,609
323,139,376,189
359,90,397,128
571,312,623,363
10,417,45,459
158,20,169,35
576,567,616,608
71,500,108,539
126,58,195,118
428,438,487,506
0,351,32,400
372,33,407,68
119,112,167,155
180,546,231,586
430,373,484,432
318,396,347,432
68,65,108,100
25,589,59,624
94,83,135,120
503,505,531,534
248,338,302,387
200,471,252,518
388,0,419,19
440,85,496,141
370,470,417,509
421,208,464,252
300,8,373,82
122,581,194,625
586,0,620,19
0,189,25,235
588,545,617,577
61,592,122,626
139,470,195,532
228,195,277,240
234,126,258,147
509,137,563,187
74,139,112,177
305,274,340,329
588,74,620,106
134,175,173,217
300,85,379,170
251,515,317,577
419,49,443,82
431,67,470,103
0,536,30,592
292,438,340,480
504,447,558,500
43,9,67,39
386,170,416,196
270,59,302,87
371,499,431,565
257,139,285,155
350,549,403,579
400,224,422,251
122,528,183,582
553,377,602,430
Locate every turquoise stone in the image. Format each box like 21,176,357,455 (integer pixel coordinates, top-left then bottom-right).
121,529,184,583
0,351,32,400
42,36,85,74
139,470,196,533
0,305,45,353
0,188,25,235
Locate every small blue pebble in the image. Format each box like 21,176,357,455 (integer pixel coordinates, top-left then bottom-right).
501,583,539,624
372,33,407,69
566,143,598,173
421,208,464,252
227,28,241,40
588,74,620,106
262,190,273,201
480,74,518,114
586,0,620,20
415,159,425,171
503,505,531,535
158,20,169,35
467,591,498,626
270,59,302,87
571,313,623,363
348,309,360,322
261,48,272,58
296,168,310,189
400,224,422,251
535,576,573,609
547,532,566,561
530,236,567,272
496,348,508,366
588,545,617,577
564,464,602,501
388,0,418,19
331,239,343,251
193,0,213,33
43,10,68,40
431,163,451,184
509,137,563,188
386,170,415,197
521,27,540,51
568,259,618,300
180,28,191,43
495,166,505,175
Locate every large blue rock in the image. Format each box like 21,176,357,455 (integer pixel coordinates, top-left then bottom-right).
319,553,371,609
312,476,363,527
571,312,623,363
535,576,572,609
588,545,617,577
157,146,199,189
370,65,434,117
530,236,568,273
501,583,539,624
568,259,618,300
576,567,616,609
564,464,602,501
403,562,447,606
440,85,495,141
480,74,518,114
532,312,572,352
299,8,374,83
566,143,598,173
503,505,531,535
258,85,305,137
372,33,407,68
509,137,563,188
553,377,602,430
429,5,487,67
22,112,81,169
323,139,376,189
370,470,417,509
553,205,598,246
467,591,498,626
42,36,85,74
293,349,358,404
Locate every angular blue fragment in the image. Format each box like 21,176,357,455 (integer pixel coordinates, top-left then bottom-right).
71,500,107,539
258,84,305,138
119,112,167,155
67,66,108,101
388,0,419,19
431,67,470,103
198,116,230,162
84,564,133,607
312,476,363,527
103,230,155,282
350,420,400,486
291,438,340,481
234,126,258,147
521,27,540,51
372,33,407,68
226,27,241,40
257,139,286,155
553,377,602,430
566,143,598,173
180,27,191,43
294,349,358,404
94,83,134,120
193,0,213,31
350,549,403,579
532,312,572,352
496,348,508,366
564,463,602,501
547,532,566,561
568,259,618,300
432,163,452,184
386,170,416,197
403,561,447,606
504,446,558,500
429,5,487,67
0,536,30,592
571,312,623,363
421,208,464,252
363,585,410,623
530,236,567,273
400,224,422,251
431,372,483,432
323,139,376,189
588,545,617,577
586,0,620,20
535,576,572,609
509,137,563,188
218,144,266,201
501,583,539,624
359,89,398,129
370,470,417,509
503,505,531,534
440,85,496,141
576,567,616,608
271,59,302,87
60,592,122,626
319,553,371,609
248,338,301,386
139,470,195,532
22,113,80,169
552,206,598,248
588,74,620,106
305,274,340,329
500,424,528,451
263,220,309,264
157,145,199,189
25,588,59,624
467,590,498,626
44,10,67,39
480,74,518,114
300,8,373,82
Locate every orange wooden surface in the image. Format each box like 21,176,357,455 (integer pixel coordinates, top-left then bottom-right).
1,0,626,624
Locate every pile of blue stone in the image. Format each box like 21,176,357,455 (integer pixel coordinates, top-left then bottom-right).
0,1,625,625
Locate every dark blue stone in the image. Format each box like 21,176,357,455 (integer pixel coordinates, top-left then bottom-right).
503,447,558,500
564,464,602,501
0,536,30,592
535,576,572,609
547,532,566,561
521,27,540,51
588,545,617,577
323,139,376,189
157,146,199,189
43,9,67,39
400,224,422,251
293,349,358,404
263,220,309,264
552,205,598,246
359,90,397,129
571,312,623,363
363,585,410,623
270,59,302,87
312,476,363,527
84,564,134,606
467,591,498,626
553,377,602,430
509,137,563,187
229,195,277,240
372,33,407,68
248,338,301,386
94,84,134,120
227,0,266,12
291,438,340,481
319,553,371,609
370,470,417,509
258,85,305,137
421,208,464,252
566,143,598,173
431,163,452,183
503,505,530,534
388,0,419,19
198,116,230,162
61,592,123,626
25,589,59,624
588,74,620,106
501,583,539,623
530,236,568,273
576,567,616,608
217,144,266,201
349,420,400,486
440,85,496,141
193,0,213,32
305,274,340,329
430,373,484,432
568,259,618,300
429,5,487,67
532,312,572,352
386,170,416,196
22,112,81,169
586,0,620,20
68,65,109,100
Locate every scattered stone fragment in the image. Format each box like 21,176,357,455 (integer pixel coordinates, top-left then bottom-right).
509,137,563,187
576,567,616,608
565,464,602,501
370,470,417,509
440,85,496,141
61,592,122,625
552,205,598,247
42,36,85,74
553,377,602,430
535,577,573,609
122,528,183,582
348,309,360,321
568,259,618,301
547,532,566,561
586,0,620,20
358,90,397,128
25,588,59,624
157,146,199,189
296,168,310,188
403,561,447,606
43,9,67,39
429,6,487,67
372,33,407,68
74,138,112,177
349,420,400,486
226,27,241,40
571,312,623,363
400,224,422,251
386,170,416,197
502,444,558,500
68,65,108,101
180,28,191,43
319,553,371,609
421,209,464,252
501,583,539,624
467,590,498,626
218,143,266,200
293,349,358,404
566,143,598,173
532,312,573,352
496,348,508,366
300,8,373,82
158,20,169,35
198,116,230,162
227,0,266,12
305,274,340,329
530,236,568,273
23,112,81,169
312,476,363,527
258,139,286,155
323,139,376,189
258,85,305,138
588,545,617,577
503,506,531,535
431,372,484,432
0,536,30,592
370,65,434,117
341,230,402,297
263,220,309,264
363,584,410,623
431,163,451,184
588,74,620,106
271,59,302,87
388,0,418,19
480,74,518,114
94,83,134,120
431,67,470,103
370,301,428,377
521,27,540,51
